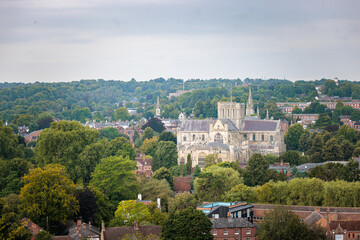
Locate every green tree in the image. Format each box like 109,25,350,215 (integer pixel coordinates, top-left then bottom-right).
340,140,354,160
322,138,341,162
142,127,155,140
152,167,174,190
186,154,192,175
194,165,241,201
278,151,301,166
99,127,122,140
258,207,326,240
35,230,53,240
152,141,178,172
0,158,30,197
161,208,213,240
168,193,198,214
140,136,158,157
298,130,311,153
284,123,305,150
0,211,32,240
110,200,150,226
245,153,269,186
204,154,219,168
0,121,23,160
140,179,173,210
90,156,138,206
315,113,332,128
142,118,165,133
158,131,177,144
222,183,257,203
34,121,99,183
19,164,79,229
337,124,357,143
113,107,130,121
108,137,135,160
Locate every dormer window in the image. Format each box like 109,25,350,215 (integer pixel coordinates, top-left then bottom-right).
215,133,223,143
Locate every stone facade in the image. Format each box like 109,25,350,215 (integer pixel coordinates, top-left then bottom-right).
177,93,286,168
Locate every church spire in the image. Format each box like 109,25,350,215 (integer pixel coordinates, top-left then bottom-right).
155,97,161,118
246,86,255,116
266,109,269,120
257,105,260,118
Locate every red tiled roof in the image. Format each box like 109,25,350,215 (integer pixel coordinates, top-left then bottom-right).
329,221,360,231
173,177,192,192
104,226,161,240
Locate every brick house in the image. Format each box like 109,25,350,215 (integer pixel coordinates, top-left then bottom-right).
269,160,292,177
135,153,153,178
173,176,192,195
329,220,360,240
211,218,256,240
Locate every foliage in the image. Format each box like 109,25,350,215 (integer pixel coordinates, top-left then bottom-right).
158,131,177,144
222,183,257,203
0,122,23,160
142,118,165,133
34,121,99,183
90,156,138,206
244,153,269,186
146,202,168,225
161,208,213,240
204,154,219,168
194,165,241,201
19,164,79,229
75,188,99,224
113,107,130,121
120,232,160,240
108,137,135,160
152,167,174,190
0,211,32,240
284,123,305,150
110,200,150,226
140,136,158,157
35,230,53,240
140,179,172,210
0,158,30,197
99,127,129,141
168,193,198,214
258,207,326,240
152,141,178,172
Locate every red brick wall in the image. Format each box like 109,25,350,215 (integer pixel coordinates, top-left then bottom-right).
211,227,256,240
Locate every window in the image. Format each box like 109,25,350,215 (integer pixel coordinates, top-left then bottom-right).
223,109,225,118
193,134,195,141
228,109,230,117
180,157,185,165
212,230,217,235
262,135,264,141
233,109,235,118
253,134,256,141
270,135,273,141
183,136,187,141
246,229,251,234
215,133,223,143
235,229,239,234
224,230,228,235
202,135,205,141
244,134,247,139
198,158,205,166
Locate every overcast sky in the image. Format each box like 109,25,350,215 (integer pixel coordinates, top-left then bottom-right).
0,0,359,83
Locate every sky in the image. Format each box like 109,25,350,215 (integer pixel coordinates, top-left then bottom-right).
0,0,359,83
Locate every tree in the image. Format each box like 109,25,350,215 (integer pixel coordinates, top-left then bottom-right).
35,230,53,240
340,140,354,160
152,141,178,172
100,127,123,141
161,208,213,240
19,164,79,229
110,200,150,226
142,118,165,133
343,159,360,182
75,188,99,224
90,156,138,206
140,136,158,157
140,179,173,210
222,183,257,203
245,153,269,186
0,158,30,197
108,137,135,160
158,131,177,144
186,154,192,175
337,124,357,143
315,113,332,128
168,193,198,214
194,165,241,201
258,207,326,240
36,112,54,130
142,127,155,141
0,121,23,160
278,151,301,166
324,80,337,95
204,154,219,168
284,123,305,150
152,167,174,190
34,121,99,183
322,138,341,162
0,211,32,240
298,130,311,153
113,107,130,121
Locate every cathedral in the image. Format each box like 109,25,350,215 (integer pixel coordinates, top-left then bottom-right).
176,88,286,168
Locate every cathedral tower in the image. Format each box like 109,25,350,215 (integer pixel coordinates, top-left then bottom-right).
246,87,255,116
217,101,245,129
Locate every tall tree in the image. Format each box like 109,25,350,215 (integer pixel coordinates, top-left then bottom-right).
110,200,150,227
245,153,269,186
161,208,213,240
152,141,178,171
142,118,165,133
322,138,341,162
19,164,79,229
140,136,158,157
158,131,177,144
140,179,173,210
90,156,138,206
284,123,305,150
113,107,130,121
0,121,23,160
152,167,174,190
168,193,198,214
108,137,135,160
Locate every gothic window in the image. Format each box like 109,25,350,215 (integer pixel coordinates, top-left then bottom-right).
202,135,205,141
183,136,187,141
270,135,273,142
244,134,247,139
215,133,223,143
228,109,230,117
253,134,256,141
223,109,225,118
262,135,264,141
180,157,185,165
198,153,206,167
193,134,195,141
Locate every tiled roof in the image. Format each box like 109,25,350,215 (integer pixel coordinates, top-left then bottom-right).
137,158,152,166
180,120,215,132
211,218,255,228
242,120,278,131
304,211,324,226
329,220,360,231
219,119,238,131
103,225,161,240
173,177,192,192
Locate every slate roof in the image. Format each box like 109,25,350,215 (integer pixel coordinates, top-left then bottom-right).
229,204,254,213
329,220,360,231
180,119,215,132
219,119,238,131
304,211,325,226
103,225,162,240
242,120,278,131
211,218,255,228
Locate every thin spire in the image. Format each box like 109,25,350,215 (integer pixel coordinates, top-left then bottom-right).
157,96,160,107
230,86,233,103
257,105,260,118
266,109,269,120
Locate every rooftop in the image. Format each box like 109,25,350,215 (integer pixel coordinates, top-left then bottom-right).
211,218,255,228
242,120,278,131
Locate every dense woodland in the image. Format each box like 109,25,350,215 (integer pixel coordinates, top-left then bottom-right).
1,78,360,239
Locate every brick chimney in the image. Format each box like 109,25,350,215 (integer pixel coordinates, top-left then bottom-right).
134,220,139,230
227,212,232,219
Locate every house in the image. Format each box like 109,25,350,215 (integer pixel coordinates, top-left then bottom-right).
25,130,43,144
67,219,100,240
329,220,360,240
211,217,256,240
135,153,153,178
21,218,42,240
198,202,254,222
100,221,161,240
269,160,292,177
173,176,192,195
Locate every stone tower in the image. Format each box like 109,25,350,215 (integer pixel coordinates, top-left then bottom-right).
246,86,255,116
217,101,245,129
155,97,161,118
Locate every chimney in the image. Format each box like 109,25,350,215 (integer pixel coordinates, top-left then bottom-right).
89,221,91,228
134,220,139,230
157,198,161,209
77,219,82,226
280,160,283,166
227,212,232,219
315,207,320,213
101,221,105,232
138,193,142,201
